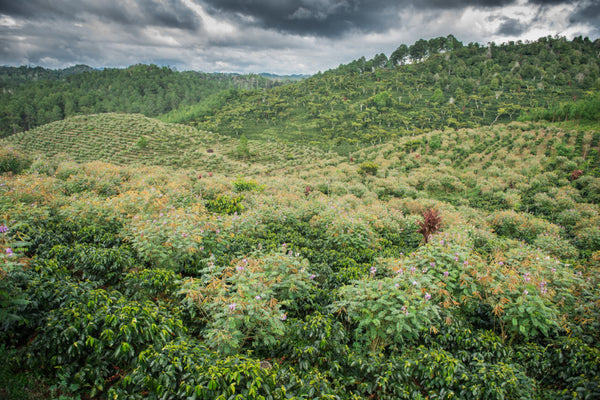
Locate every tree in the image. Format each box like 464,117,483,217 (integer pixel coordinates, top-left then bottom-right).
409,39,429,62
236,134,250,160
390,44,409,66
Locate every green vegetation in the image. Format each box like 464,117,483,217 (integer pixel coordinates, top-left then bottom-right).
0,35,599,399
2,113,336,173
167,35,600,153
0,64,279,137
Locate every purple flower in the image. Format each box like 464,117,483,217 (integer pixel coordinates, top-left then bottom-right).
280,314,287,321
410,267,417,274
228,303,237,311
430,262,435,268
370,266,377,275
424,293,431,301
5,247,13,256
309,274,316,280
255,295,262,300
394,283,400,288
454,256,459,261
463,261,469,266
551,268,556,273
498,261,504,266
401,305,409,315
237,266,245,272
523,290,529,296
0,225,7,233
443,271,449,277
396,268,404,275
412,280,418,286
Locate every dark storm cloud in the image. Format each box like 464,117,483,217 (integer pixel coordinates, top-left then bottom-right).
417,0,516,8
0,0,200,30
199,0,520,36
199,0,388,37
0,0,599,74
570,1,600,25
527,0,576,4
496,17,527,36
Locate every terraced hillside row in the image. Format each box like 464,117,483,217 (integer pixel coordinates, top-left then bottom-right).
1,113,343,175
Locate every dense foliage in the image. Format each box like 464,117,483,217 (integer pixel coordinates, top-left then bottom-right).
168,35,600,153
0,64,278,138
1,35,599,399
1,116,600,398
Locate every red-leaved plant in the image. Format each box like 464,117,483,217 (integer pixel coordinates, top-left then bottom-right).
417,208,442,244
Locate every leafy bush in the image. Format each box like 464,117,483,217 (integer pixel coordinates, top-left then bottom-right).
358,161,379,176
204,194,244,215
335,275,443,350
28,289,186,397
48,243,135,286
120,268,181,301
232,177,264,192
30,158,58,176
533,232,579,260
181,252,316,354
111,337,284,400
0,147,31,175
487,210,560,244
0,223,30,336
279,312,349,373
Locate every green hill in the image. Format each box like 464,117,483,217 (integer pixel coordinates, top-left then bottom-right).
0,64,280,138
164,35,599,153
1,35,600,400
1,113,342,174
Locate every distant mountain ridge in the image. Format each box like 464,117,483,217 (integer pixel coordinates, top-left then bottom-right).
0,64,96,85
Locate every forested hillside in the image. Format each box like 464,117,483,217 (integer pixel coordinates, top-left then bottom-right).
1,35,600,399
0,64,278,137
165,35,599,152
0,65,96,85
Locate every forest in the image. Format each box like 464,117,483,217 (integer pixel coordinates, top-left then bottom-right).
0,35,599,399
0,64,277,137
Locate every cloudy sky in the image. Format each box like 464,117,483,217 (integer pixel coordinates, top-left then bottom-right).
0,0,599,75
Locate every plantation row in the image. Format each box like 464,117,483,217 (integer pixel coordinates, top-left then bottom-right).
2,113,346,176
1,120,599,398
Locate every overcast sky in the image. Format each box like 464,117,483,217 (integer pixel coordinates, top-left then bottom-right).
1,0,599,75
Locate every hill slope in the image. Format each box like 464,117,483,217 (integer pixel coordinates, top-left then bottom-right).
0,64,280,138
1,113,343,174
1,119,599,399
165,36,599,153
